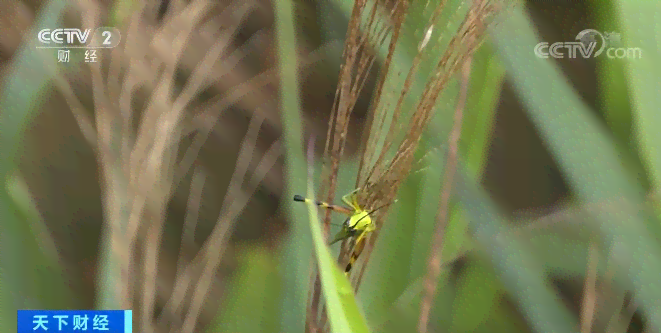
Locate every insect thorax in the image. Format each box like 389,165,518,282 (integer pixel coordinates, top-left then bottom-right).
347,211,372,231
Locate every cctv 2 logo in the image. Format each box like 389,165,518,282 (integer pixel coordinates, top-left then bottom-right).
37,27,121,48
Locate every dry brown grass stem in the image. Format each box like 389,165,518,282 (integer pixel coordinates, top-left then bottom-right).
120,4,214,331
151,165,206,330
179,110,269,333
155,113,280,331
581,242,599,333
340,0,411,294
354,0,497,292
153,111,281,332
115,4,212,324
79,1,281,331
83,0,139,312
355,0,410,190
124,0,210,249
371,245,472,333
313,1,405,329
416,48,473,333
359,0,440,189
178,129,281,326
169,29,260,188
320,0,390,231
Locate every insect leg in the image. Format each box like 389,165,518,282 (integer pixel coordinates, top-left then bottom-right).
341,188,361,211
344,230,369,273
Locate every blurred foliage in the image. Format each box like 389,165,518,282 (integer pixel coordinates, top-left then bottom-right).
0,0,659,332
205,245,281,333
0,1,77,332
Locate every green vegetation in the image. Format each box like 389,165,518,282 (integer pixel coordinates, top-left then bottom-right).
1,0,658,332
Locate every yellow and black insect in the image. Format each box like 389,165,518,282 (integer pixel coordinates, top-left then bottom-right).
293,189,390,274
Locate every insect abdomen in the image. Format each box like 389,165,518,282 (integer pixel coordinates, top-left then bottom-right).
345,254,358,273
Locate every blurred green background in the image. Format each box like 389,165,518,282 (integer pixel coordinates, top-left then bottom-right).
0,0,659,332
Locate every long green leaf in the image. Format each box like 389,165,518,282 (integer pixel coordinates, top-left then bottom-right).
304,181,371,333
490,5,661,328
362,41,504,331
590,0,650,194
355,0,469,324
321,1,503,330
274,0,313,331
450,257,504,333
461,42,505,178
0,0,74,331
455,165,579,333
591,1,632,145
206,246,280,333
615,1,661,195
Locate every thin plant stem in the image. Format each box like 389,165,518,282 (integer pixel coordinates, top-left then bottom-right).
417,57,472,333
580,242,599,333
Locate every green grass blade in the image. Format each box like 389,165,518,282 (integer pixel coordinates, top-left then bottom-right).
6,173,78,308
109,0,139,26
490,6,661,328
0,0,67,183
450,257,504,332
591,1,632,145
358,156,425,327
361,41,504,330
353,0,470,324
590,1,650,193
461,42,505,178
615,1,661,194
206,246,281,333
455,165,579,333
0,0,73,330
303,181,371,333
409,41,504,283
274,0,313,331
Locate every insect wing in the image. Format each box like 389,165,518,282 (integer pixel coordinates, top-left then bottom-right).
329,226,352,245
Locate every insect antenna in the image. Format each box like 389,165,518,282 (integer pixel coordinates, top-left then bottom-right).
368,200,398,216
354,200,399,225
